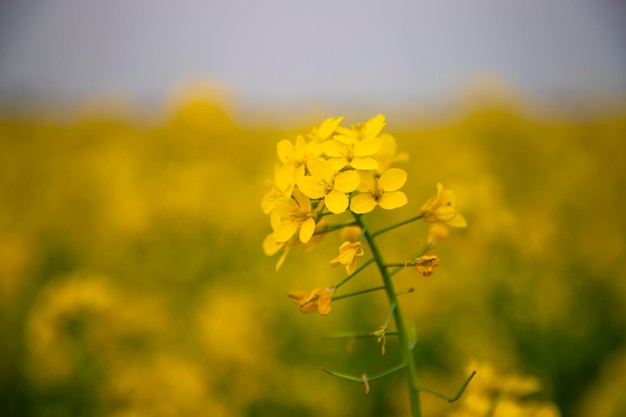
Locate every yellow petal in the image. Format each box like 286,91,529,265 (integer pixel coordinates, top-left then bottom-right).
276,139,293,163
317,287,335,315
333,170,360,193
307,157,335,182
262,234,284,256
323,140,347,157
333,134,357,145
293,188,312,213
378,168,407,191
363,114,386,138
273,219,298,242
272,197,298,218
325,189,349,214
350,194,377,214
356,170,376,193
436,182,445,197
326,157,348,171
378,191,408,210
350,156,378,170
446,213,467,228
316,117,344,139
354,138,382,157
297,176,327,199
299,217,316,243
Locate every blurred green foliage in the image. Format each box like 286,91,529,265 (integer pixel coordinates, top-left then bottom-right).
1,92,625,417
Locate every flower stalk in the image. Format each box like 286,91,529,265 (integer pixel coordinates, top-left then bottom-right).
354,213,423,416
262,115,472,416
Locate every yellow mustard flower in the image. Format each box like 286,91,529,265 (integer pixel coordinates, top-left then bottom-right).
350,168,408,214
260,163,304,214
287,286,335,315
263,221,326,270
373,133,410,173
277,135,308,167
419,182,467,227
296,157,360,214
271,188,317,243
330,241,364,275
412,255,439,277
321,114,386,171
308,116,345,141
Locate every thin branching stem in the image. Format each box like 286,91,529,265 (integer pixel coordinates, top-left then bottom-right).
353,213,423,417
334,258,375,289
371,214,424,238
415,371,476,403
322,331,399,340
332,285,385,301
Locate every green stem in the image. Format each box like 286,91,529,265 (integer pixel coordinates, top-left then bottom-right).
332,285,385,301
371,214,423,238
353,213,422,417
315,220,359,235
334,258,375,289
322,331,398,340
415,370,476,403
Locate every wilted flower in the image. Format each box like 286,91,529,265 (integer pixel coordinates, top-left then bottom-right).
413,255,440,277
287,286,335,315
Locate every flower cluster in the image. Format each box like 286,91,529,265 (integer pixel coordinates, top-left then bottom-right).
262,115,408,269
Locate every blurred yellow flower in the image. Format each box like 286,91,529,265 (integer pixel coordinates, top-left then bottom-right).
277,135,307,167
330,241,364,275
350,168,408,214
296,157,360,214
427,223,450,246
308,116,345,142
287,286,335,315
263,221,327,270
420,182,467,227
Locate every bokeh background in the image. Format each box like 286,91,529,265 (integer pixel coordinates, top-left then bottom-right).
1,1,625,417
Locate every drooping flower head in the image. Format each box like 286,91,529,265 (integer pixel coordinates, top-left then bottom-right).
287,286,335,315
330,241,364,275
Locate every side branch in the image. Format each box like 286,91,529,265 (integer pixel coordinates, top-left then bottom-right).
371,214,423,238
415,371,477,403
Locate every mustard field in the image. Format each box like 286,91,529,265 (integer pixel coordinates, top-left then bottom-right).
1,93,625,417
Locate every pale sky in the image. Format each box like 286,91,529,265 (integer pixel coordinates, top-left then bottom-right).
0,0,624,107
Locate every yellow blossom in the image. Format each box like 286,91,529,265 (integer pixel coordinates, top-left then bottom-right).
420,182,467,227
287,286,335,315
350,168,408,214
373,133,409,173
322,114,386,171
263,221,326,270
260,163,303,214
330,241,364,275
413,255,439,277
296,157,360,214
277,135,308,167
271,188,317,243
308,116,345,142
